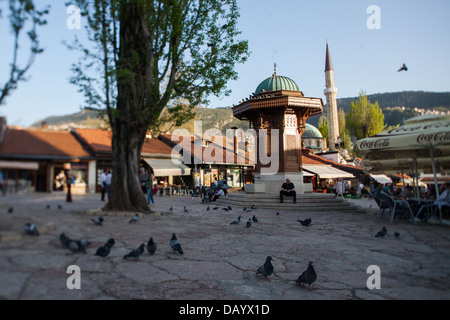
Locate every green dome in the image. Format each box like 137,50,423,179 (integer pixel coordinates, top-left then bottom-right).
255,74,300,95
302,123,323,139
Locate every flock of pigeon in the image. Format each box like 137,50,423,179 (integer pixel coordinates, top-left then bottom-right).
5,200,403,292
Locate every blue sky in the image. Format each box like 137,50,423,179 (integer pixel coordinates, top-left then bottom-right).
0,0,449,127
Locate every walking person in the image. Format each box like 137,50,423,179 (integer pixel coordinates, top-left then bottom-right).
0,170,5,196
66,171,75,203
100,169,107,201
139,168,149,194
147,173,155,206
192,173,201,198
105,170,112,201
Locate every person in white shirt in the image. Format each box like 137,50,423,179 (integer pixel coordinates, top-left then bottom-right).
212,188,224,202
105,170,112,201
100,169,107,201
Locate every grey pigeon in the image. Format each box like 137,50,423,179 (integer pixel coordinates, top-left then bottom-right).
46,204,51,209
58,204,62,210
213,207,219,210
91,216,104,226
256,256,274,279
68,240,86,254
276,212,280,216
146,237,157,255
7,207,13,214
78,239,91,248
207,206,210,211
24,223,40,236
230,216,241,225
298,218,312,227
296,261,317,289
246,219,252,228
170,233,184,254
184,206,189,213
251,204,256,210
123,243,145,260
170,206,173,211
375,227,387,238
129,214,139,224
394,231,400,238
95,238,115,257
252,215,258,223
398,63,408,72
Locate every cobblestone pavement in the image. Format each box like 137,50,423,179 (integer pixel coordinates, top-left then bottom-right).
0,192,449,300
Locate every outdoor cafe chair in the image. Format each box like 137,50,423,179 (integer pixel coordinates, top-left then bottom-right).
369,191,392,221
381,191,416,225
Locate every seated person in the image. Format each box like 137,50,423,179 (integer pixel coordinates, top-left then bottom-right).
280,178,296,203
400,186,414,199
212,188,224,202
435,183,450,209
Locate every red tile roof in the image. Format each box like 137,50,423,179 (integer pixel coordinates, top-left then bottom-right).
0,128,92,158
74,129,173,155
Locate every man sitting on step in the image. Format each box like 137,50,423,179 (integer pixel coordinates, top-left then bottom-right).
280,178,297,204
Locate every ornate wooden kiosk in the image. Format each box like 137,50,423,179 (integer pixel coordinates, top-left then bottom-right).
232,66,323,194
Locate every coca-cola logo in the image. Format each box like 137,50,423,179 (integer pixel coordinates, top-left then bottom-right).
359,139,390,150
417,132,450,144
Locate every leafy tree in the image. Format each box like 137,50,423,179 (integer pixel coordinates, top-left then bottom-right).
0,0,49,105
69,0,250,212
346,90,385,140
338,108,351,151
317,116,328,141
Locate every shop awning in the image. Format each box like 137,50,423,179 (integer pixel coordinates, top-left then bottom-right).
0,160,39,170
143,158,191,177
302,165,354,179
370,174,392,184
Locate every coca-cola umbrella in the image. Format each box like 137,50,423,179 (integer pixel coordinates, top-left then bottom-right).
356,114,450,222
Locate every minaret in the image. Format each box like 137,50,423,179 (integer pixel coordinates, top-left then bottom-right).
324,41,339,150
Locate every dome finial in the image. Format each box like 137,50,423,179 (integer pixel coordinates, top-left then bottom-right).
273,63,277,76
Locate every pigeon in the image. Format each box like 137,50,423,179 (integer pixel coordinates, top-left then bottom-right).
398,63,408,72
276,212,280,216
298,218,312,227
256,256,274,279
230,216,241,225
243,207,247,211
24,223,40,236
91,216,104,226
227,206,232,211
146,237,157,255
7,207,13,214
95,238,115,257
252,215,259,223
68,240,86,254
170,233,184,254
222,207,232,212
207,206,210,211
251,204,256,210
78,239,91,248
129,214,139,224
375,227,387,238
170,206,173,212
213,207,219,210
60,233,72,248
123,243,145,260
394,231,400,238
184,206,189,213
46,204,51,209
246,219,252,228
58,204,62,210
296,261,317,290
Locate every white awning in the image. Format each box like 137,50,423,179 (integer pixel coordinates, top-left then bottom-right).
370,174,392,184
302,165,354,179
0,160,39,170
144,158,191,177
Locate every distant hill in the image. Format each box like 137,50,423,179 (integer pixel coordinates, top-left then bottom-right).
307,91,450,127
31,91,450,132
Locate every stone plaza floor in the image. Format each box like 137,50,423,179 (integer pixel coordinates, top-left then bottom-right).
0,192,449,300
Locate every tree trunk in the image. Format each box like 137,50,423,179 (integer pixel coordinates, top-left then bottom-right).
104,0,150,213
